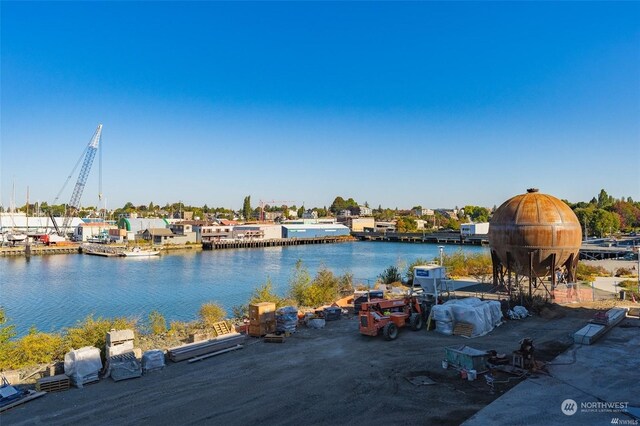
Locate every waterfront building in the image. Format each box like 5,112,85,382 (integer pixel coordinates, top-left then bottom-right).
460,222,490,236
281,223,350,238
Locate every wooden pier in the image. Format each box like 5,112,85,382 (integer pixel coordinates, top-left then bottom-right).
0,244,82,257
202,236,354,250
351,231,489,245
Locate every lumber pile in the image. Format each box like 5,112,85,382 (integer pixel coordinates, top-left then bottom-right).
168,333,245,362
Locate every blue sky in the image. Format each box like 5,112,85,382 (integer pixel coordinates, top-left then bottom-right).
1,2,639,211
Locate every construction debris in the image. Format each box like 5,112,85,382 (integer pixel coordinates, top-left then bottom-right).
573,308,627,345
168,333,245,362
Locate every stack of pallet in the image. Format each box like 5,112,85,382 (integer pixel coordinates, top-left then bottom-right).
249,302,276,337
36,374,70,393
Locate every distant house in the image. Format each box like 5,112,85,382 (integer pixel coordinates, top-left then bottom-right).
302,210,318,219
339,209,352,218
412,207,434,217
141,228,174,244
352,205,372,216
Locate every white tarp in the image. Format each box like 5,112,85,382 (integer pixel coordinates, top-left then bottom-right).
432,298,503,337
64,346,102,388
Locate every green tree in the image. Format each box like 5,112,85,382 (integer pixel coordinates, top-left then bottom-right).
379,265,402,284
396,216,418,233
590,209,620,237
597,189,613,209
242,196,252,221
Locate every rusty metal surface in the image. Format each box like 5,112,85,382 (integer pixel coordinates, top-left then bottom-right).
489,189,582,276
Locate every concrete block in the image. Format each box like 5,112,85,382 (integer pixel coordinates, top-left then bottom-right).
106,329,135,346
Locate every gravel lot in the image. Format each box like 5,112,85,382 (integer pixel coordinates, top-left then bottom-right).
1,305,598,426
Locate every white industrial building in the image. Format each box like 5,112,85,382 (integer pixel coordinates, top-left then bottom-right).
460,222,490,236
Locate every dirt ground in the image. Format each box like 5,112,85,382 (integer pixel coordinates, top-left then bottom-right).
1,304,605,426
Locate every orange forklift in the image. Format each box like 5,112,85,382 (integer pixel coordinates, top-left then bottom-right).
358,296,424,340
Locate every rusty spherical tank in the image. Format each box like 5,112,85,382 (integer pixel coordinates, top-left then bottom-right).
489,189,582,277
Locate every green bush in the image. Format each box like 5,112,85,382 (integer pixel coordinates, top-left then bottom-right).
248,278,284,307
198,302,227,327
65,315,138,359
7,331,67,369
231,305,248,321
404,258,432,283
288,263,347,308
0,308,16,346
576,263,610,281
148,310,167,335
168,320,192,338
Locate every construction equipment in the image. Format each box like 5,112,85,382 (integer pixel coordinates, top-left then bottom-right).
51,125,103,236
358,296,424,340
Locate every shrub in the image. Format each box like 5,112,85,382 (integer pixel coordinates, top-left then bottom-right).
378,265,402,284
7,330,67,369
288,263,345,308
619,280,638,290
0,308,16,346
404,258,432,284
198,302,227,327
615,267,634,277
576,263,610,281
148,310,167,335
248,278,284,307
65,315,138,359
168,320,192,338
231,305,248,321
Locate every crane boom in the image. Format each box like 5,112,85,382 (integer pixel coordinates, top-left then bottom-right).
60,124,102,234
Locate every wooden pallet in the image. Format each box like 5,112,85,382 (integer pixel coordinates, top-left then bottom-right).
453,322,474,337
264,333,285,343
36,374,70,393
213,321,232,337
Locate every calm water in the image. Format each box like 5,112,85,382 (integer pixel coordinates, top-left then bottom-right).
1,242,487,336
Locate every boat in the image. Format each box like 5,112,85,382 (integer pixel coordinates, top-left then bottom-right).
120,247,160,257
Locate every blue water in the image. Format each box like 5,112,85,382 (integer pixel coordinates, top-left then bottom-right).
0,242,487,336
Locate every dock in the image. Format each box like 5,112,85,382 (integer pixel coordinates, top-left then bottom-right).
0,244,81,257
351,231,488,245
202,236,354,250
